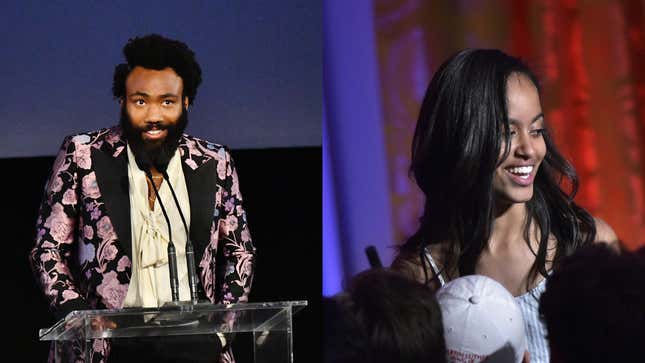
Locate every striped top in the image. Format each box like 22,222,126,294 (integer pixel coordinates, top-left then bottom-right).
514,279,549,363
424,248,550,363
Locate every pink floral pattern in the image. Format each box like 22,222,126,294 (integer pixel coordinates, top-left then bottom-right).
50,176,63,193
61,289,79,303
44,204,74,244
82,172,100,199
62,189,77,205
98,242,118,262
30,126,255,363
217,159,227,180
96,216,116,242
75,144,92,170
96,271,128,309
116,256,129,272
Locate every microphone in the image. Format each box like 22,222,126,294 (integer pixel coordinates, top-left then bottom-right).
160,169,200,304
365,245,383,269
144,169,180,302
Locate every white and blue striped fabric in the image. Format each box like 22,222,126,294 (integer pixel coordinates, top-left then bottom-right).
514,279,550,363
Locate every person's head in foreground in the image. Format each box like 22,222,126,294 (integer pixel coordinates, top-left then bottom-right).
436,275,529,363
539,243,645,363
323,268,447,363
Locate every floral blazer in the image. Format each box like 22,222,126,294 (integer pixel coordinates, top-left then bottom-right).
30,126,255,362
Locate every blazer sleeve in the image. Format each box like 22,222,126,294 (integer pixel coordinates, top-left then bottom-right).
215,148,256,304
29,136,91,320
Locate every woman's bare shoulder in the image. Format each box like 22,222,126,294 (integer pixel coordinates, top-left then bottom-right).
593,216,619,250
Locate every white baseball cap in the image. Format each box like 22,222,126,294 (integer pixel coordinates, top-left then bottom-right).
436,275,527,363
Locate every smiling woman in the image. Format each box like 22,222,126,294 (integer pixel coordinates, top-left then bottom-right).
390,48,618,363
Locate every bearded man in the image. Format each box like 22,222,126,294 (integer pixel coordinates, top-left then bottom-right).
30,34,255,362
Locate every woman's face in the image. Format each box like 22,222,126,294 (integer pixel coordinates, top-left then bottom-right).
493,73,547,205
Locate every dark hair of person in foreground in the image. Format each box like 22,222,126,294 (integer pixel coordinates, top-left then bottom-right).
323,268,447,363
539,242,645,363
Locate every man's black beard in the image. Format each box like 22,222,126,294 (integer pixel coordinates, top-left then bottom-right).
120,106,188,173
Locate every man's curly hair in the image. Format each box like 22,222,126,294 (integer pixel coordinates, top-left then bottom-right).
112,34,202,105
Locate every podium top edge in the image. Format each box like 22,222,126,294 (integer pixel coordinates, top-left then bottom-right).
72,300,308,316
39,300,308,340
59,299,306,317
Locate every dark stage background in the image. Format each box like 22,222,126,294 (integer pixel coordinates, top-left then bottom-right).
2,147,321,362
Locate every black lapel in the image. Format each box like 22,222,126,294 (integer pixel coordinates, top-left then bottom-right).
183,158,217,265
92,148,132,260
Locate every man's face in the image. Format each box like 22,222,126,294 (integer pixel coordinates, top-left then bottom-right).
120,66,189,169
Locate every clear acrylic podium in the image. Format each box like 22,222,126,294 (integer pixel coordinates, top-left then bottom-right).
39,300,307,362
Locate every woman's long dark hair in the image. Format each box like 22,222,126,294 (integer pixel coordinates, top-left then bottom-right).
400,49,596,289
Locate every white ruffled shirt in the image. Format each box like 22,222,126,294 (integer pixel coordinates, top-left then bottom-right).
123,144,191,308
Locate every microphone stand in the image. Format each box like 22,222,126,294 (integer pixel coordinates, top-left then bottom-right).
157,169,233,349
161,170,200,304
145,169,180,302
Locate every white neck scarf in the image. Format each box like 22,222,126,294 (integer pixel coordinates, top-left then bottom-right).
123,144,191,308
